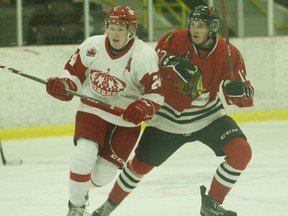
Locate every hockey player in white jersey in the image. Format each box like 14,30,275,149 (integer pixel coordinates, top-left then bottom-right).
45,6,164,216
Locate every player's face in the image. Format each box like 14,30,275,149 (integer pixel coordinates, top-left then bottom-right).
188,20,210,45
106,24,129,49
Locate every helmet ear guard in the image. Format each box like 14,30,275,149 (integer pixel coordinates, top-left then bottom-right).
187,5,220,33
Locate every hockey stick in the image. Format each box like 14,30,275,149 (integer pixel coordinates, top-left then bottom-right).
0,140,23,166
220,0,234,80
0,64,125,113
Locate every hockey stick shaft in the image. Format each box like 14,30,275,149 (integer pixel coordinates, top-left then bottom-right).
220,0,234,80
0,64,125,113
0,141,7,165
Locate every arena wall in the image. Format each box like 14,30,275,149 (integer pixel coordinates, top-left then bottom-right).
1,36,287,140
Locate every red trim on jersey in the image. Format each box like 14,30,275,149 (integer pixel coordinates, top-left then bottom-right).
105,37,135,59
64,48,87,84
81,98,122,116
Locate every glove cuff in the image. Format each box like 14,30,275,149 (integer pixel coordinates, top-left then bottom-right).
61,78,78,96
140,98,161,119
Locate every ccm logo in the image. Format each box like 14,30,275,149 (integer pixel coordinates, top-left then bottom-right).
220,129,238,140
111,154,125,164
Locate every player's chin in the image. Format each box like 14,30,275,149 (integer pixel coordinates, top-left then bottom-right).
111,42,124,50
191,37,202,45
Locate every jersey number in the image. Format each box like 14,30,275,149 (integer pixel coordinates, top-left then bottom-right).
151,74,161,90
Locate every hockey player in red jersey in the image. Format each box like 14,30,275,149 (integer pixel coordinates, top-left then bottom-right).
91,5,253,216
45,6,164,216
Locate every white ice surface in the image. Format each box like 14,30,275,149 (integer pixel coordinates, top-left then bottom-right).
1,121,288,216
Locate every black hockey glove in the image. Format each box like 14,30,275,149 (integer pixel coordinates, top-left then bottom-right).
162,56,201,83
225,80,252,99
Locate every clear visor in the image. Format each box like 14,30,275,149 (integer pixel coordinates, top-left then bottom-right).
106,23,128,31
188,20,209,31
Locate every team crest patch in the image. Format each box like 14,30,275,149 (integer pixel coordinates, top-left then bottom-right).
184,75,204,99
89,68,127,96
174,75,204,99
164,33,174,44
86,47,97,57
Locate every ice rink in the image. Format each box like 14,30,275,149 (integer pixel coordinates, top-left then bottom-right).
1,120,288,216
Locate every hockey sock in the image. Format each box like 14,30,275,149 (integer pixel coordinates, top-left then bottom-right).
69,138,99,206
209,137,252,204
108,157,154,204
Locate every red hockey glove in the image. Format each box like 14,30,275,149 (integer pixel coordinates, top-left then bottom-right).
123,99,161,125
46,77,77,101
162,55,201,83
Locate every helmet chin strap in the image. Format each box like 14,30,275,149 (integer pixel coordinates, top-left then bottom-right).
196,31,214,48
112,26,136,51
122,31,136,47
108,33,135,54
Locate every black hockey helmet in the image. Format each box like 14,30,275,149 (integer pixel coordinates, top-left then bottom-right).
187,5,220,32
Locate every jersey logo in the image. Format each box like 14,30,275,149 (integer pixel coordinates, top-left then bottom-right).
164,33,174,44
174,74,204,99
110,154,125,165
86,47,97,57
220,128,239,140
89,68,127,96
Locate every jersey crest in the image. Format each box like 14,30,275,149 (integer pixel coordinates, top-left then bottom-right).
89,68,127,96
174,75,204,99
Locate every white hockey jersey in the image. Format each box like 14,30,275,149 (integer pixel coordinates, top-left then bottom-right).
62,35,164,127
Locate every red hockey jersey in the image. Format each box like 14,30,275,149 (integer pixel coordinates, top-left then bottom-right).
146,30,254,133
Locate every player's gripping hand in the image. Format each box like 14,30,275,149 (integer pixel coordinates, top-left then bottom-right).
46,77,77,101
225,80,252,99
123,99,161,125
223,80,254,107
162,55,201,83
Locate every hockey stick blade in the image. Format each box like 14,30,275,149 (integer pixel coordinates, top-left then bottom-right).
0,141,23,166
0,64,125,113
4,160,23,166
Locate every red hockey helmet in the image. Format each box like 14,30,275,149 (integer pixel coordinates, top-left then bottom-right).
105,6,137,31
